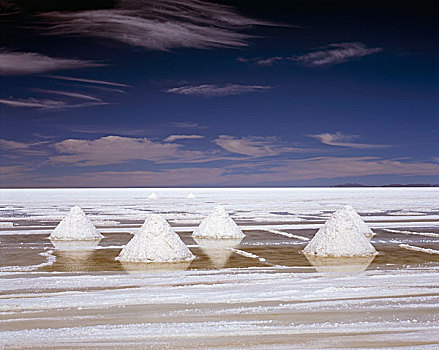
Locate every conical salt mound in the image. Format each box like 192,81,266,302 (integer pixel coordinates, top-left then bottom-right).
192,206,244,239
117,214,195,263
303,208,377,257
342,205,375,239
187,192,196,199
148,192,158,199
49,206,103,241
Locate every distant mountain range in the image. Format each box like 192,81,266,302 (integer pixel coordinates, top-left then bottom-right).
332,183,439,188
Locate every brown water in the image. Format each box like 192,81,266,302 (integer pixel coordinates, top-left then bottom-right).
1,228,439,274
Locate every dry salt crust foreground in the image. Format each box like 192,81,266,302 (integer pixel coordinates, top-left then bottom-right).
1,267,439,349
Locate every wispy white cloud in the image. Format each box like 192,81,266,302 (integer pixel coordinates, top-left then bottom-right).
42,0,274,51
170,121,207,130
213,135,298,157
164,134,204,142
0,165,35,184
32,89,101,101
47,75,130,88
290,42,382,66
0,139,50,156
49,135,207,166
14,156,439,188
166,84,271,97
0,97,108,110
241,42,382,67
223,156,439,183
32,168,226,187
0,50,103,75
255,56,284,66
309,132,389,149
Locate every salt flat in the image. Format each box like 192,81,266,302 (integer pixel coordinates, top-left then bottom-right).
0,187,438,349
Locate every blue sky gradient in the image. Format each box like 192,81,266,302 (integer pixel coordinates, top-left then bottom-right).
0,0,438,187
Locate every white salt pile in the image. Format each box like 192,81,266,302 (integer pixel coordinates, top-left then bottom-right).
343,205,375,239
49,206,103,241
303,207,377,257
148,192,158,199
192,206,244,239
117,214,195,263
187,192,196,199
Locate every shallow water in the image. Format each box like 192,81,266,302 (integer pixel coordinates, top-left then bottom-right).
1,188,439,349
1,228,439,274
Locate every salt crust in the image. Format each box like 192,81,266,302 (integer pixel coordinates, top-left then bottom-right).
117,214,195,263
304,206,377,257
49,206,103,241
192,206,245,239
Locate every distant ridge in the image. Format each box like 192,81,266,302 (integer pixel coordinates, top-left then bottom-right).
332,183,439,188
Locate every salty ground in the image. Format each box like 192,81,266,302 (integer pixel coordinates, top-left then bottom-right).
0,187,439,349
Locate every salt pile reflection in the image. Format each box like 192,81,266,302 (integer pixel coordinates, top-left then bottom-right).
194,237,243,268
49,239,102,271
305,254,376,274
120,261,192,274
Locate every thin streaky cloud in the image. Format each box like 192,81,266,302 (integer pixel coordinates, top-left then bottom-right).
166,84,272,97
41,0,275,51
213,135,299,157
16,156,439,188
242,42,382,67
290,42,382,66
47,75,130,88
0,49,104,75
32,89,101,102
255,57,284,66
164,135,205,142
171,121,208,130
0,139,50,156
0,97,108,110
309,132,390,149
73,84,128,94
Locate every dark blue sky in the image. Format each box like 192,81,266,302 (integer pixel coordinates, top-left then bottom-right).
0,0,438,187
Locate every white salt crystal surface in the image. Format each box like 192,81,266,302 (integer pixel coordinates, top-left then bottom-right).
192,206,245,239
304,207,377,257
117,214,195,263
343,205,375,239
148,192,158,199
187,192,196,199
49,206,103,241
